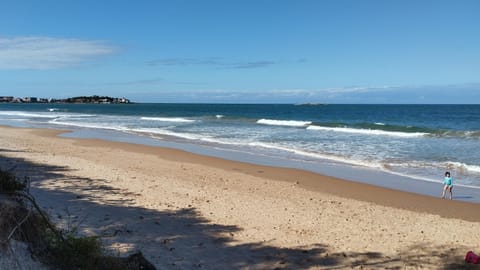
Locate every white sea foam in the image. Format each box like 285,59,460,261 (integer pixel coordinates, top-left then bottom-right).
39,115,480,189
131,128,204,140
49,119,128,131
446,162,480,174
449,130,480,139
257,119,312,127
378,160,480,188
306,125,428,138
391,160,480,174
0,111,60,118
122,124,385,171
140,117,195,123
464,131,480,137
383,169,480,189
246,141,382,169
0,111,96,119
374,122,385,126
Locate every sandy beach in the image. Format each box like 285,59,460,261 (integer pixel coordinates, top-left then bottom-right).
1,125,479,269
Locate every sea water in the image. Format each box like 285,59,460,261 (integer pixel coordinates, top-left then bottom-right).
1,103,479,189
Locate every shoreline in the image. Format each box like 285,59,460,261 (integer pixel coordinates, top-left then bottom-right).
7,125,480,219
58,130,480,220
1,125,480,268
2,103,480,192
61,126,480,204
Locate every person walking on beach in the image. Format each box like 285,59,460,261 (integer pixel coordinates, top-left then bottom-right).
441,171,453,200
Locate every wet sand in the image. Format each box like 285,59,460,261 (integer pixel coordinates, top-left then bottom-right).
0,126,479,269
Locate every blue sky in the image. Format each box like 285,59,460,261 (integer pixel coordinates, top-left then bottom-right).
0,0,479,103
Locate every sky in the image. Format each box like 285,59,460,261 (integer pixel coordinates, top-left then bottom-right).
0,0,479,103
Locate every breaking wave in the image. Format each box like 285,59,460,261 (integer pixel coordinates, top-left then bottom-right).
306,125,428,138
257,119,312,127
140,117,195,123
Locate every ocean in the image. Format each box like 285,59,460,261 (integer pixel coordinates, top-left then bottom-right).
1,103,480,189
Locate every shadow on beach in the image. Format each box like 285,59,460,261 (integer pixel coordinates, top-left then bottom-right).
0,152,476,269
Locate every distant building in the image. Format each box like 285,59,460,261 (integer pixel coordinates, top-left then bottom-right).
0,95,132,104
0,96,14,102
23,97,38,103
50,98,69,103
118,97,130,103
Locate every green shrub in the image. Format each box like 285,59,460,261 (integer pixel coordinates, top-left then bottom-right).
46,233,104,269
0,169,26,193
1,168,154,269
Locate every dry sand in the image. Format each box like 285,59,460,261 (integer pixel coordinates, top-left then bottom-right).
0,126,479,269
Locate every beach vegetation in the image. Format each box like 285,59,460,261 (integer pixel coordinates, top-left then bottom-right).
0,167,26,192
65,95,131,104
0,168,154,269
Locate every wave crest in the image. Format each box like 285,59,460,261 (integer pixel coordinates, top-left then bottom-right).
257,119,312,127
306,125,428,138
140,117,195,123
446,162,480,174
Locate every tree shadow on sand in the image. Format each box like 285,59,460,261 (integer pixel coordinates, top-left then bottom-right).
0,153,477,269
324,244,478,270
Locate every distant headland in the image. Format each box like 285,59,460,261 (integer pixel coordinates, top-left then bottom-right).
0,95,132,104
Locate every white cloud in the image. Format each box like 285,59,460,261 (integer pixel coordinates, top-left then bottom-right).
0,36,116,69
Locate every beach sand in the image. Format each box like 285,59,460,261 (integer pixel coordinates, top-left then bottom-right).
0,126,479,269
